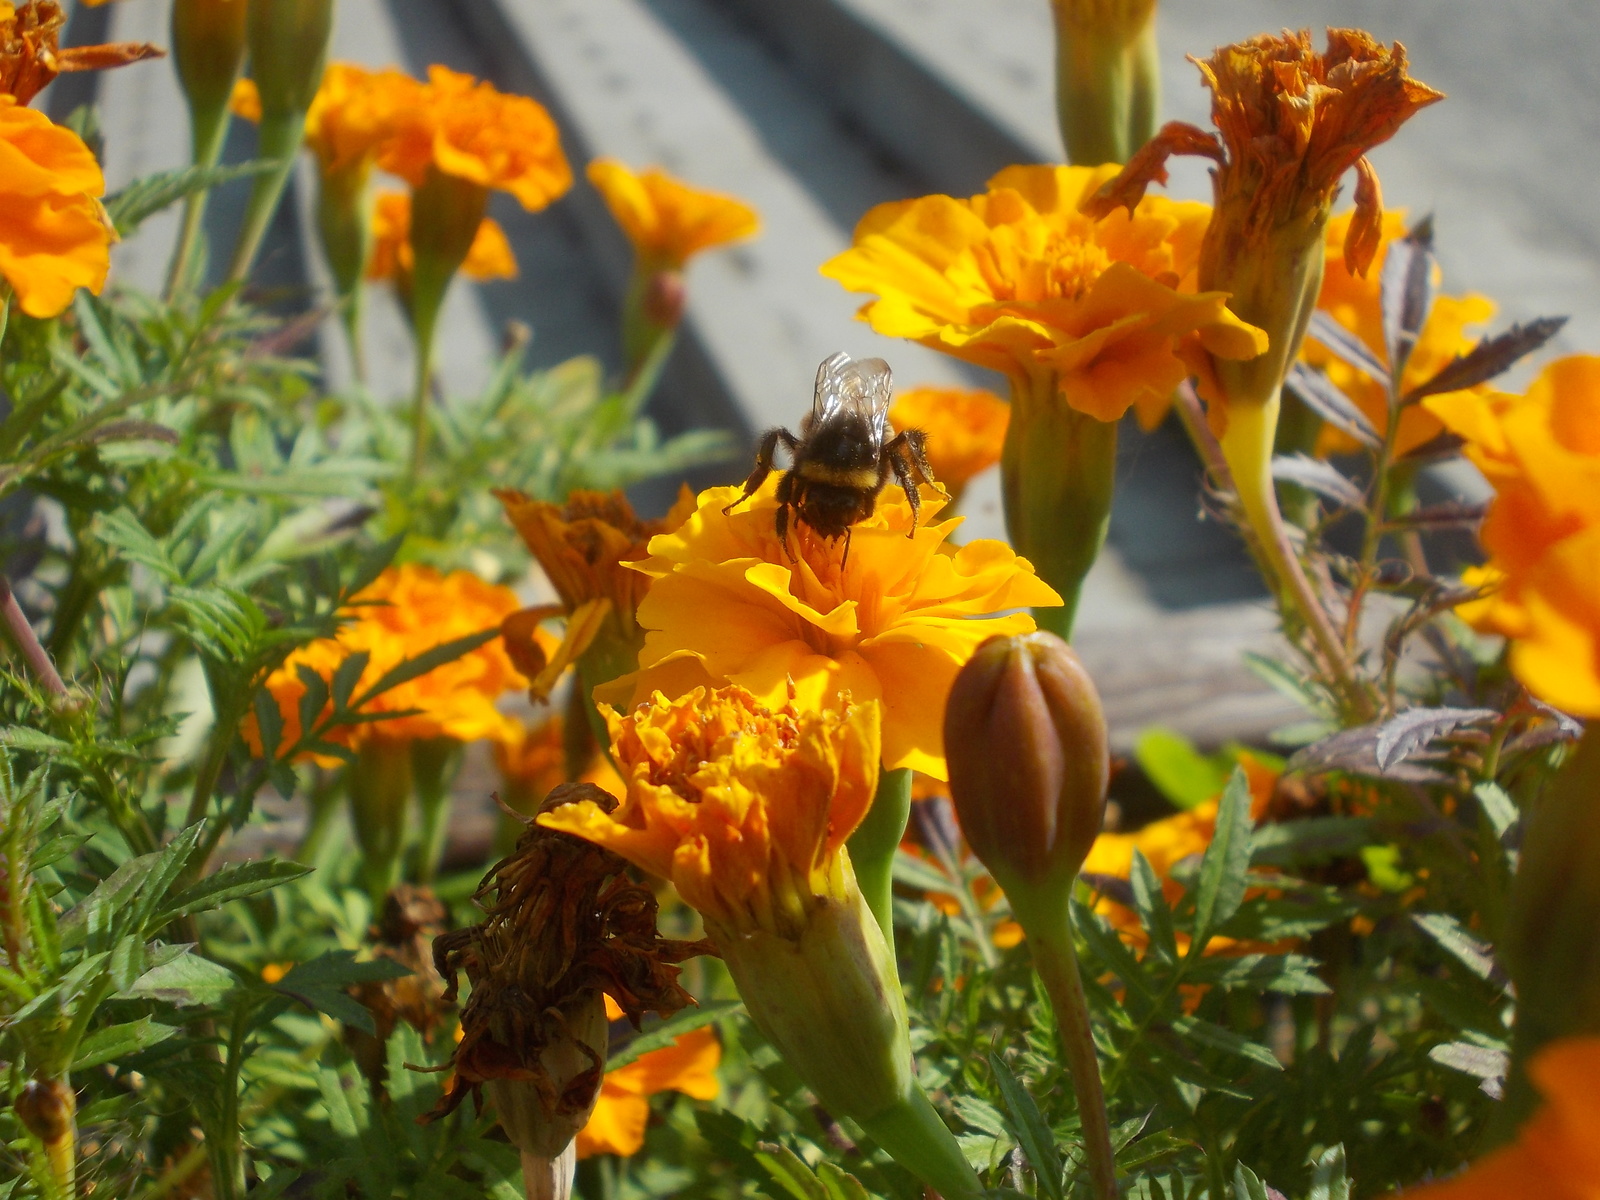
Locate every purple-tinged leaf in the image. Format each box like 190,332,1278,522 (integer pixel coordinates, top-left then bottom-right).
1374,706,1499,773
1307,311,1390,383
1272,454,1366,509
1379,500,1488,534
1380,219,1436,380
1403,317,1568,404
1285,363,1383,450
1398,430,1466,464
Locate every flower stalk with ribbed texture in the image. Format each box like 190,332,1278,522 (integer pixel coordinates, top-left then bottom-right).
1049,0,1160,165
586,159,759,382
822,163,1264,638
539,686,984,1200
226,0,335,283
165,0,248,295
428,784,710,1199
944,632,1115,1200
1085,30,1441,714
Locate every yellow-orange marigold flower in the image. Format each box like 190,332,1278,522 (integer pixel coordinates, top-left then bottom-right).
1305,209,1496,456
1399,1037,1600,1200
251,564,526,754
1426,356,1600,716
888,386,1009,497
586,159,759,269
377,65,571,213
821,163,1266,429
498,487,695,702
366,189,515,284
494,716,626,818
598,479,1061,779
232,63,425,177
0,96,112,317
1,0,161,107
576,995,721,1159
540,685,880,939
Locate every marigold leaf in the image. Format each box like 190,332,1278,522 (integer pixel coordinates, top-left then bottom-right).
1374,706,1498,772
1402,317,1568,404
1134,727,1227,811
1379,219,1436,379
1309,1144,1351,1200
1306,312,1390,386
1284,363,1384,450
1189,768,1254,956
753,1142,828,1200
605,1000,741,1071
1270,454,1366,510
157,859,311,922
1428,1040,1508,1082
1172,1015,1282,1072
349,627,500,712
71,1016,178,1071
1413,912,1503,984
106,160,282,237
988,1052,1063,1200
1130,850,1179,964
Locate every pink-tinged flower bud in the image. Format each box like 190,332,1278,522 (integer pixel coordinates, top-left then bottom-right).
944,632,1109,896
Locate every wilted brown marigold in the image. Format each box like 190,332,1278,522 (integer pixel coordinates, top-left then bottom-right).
497,487,695,702
0,0,161,107
424,784,712,1160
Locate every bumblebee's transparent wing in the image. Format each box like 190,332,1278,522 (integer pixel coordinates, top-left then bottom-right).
811,352,893,442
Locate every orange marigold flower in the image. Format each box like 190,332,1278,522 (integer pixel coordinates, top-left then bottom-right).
822,164,1264,428
1400,1037,1600,1200
232,63,425,176
586,159,759,269
576,995,721,1159
888,386,1009,499
1426,356,1600,716
378,65,571,213
250,564,526,754
1304,209,1496,456
1,0,161,107
366,189,515,285
596,479,1061,779
0,96,112,317
540,685,880,939
494,715,626,819
497,487,695,703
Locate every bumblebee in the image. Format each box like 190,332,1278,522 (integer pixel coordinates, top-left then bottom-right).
724,352,939,562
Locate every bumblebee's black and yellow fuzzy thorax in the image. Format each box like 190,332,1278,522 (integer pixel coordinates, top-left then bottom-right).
724,352,940,563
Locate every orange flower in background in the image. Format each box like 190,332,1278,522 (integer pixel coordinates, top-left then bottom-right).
1,0,161,107
1305,209,1496,456
494,716,626,818
888,386,1009,498
541,686,880,939
576,996,721,1159
249,564,526,755
497,487,695,703
0,96,112,317
231,63,425,178
821,163,1265,429
1426,356,1600,716
378,65,571,213
586,159,759,269
597,480,1060,779
366,189,515,284
1400,1037,1600,1200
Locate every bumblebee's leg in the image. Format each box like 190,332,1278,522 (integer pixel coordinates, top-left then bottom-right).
886,428,944,493
724,428,799,514
773,471,796,561
840,526,853,572
886,446,921,537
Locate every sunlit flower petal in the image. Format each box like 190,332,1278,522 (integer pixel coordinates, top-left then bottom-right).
587,158,758,269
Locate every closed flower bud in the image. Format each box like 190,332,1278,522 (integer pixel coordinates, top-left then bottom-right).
944,632,1109,899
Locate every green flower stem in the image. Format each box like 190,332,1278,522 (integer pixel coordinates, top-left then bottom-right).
410,737,463,883
316,165,373,381
1497,724,1600,1139
1051,12,1159,165
848,766,912,944
1001,370,1118,642
348,739,414,903
225,111,307,285
1010,889,1117,1200
858,1088,985,1200
165,99,233,299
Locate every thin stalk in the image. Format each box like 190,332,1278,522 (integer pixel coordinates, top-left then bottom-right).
226,112,306,285
165,104,233,300
1011,892,1117,1200
847,767,912,944
0,574,68,702
410,737,462,883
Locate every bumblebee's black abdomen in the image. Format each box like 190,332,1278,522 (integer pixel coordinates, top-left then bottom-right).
803,414,878,470
794,479,877,539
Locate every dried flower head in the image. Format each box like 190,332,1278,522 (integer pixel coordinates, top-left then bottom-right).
822,163,1265,428
0,0,161,107
425,783,712,1157
345,885,453,1084
586,159,759,269
596,480,1058,779
497,487,695,702
887,386,1009,500
0,96,113,317
367,189,516,287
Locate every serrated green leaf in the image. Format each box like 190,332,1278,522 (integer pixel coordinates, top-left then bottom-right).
1309,1144,1350,1200
989,1053,1063,1200
1413,913,1500,983
72,1016,178,1070
349,627,500,711
1250,817,1373,867
892,848,958,894
754,1142,828,1200
105,161,280,236
1232,1162,1270,1200
120,948,238,1007
1130,849,1179,963
275,951,411,1035
1184,953,1331,996
253,686,284,761
0,727,71,754
1474,782,1519,842
1189,768,1254,956
157,859,310,921
330,649,370,713
1172,1016,1282,1072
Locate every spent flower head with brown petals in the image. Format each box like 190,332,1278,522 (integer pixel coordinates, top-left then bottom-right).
0,0,162,107
425,784,712,1158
